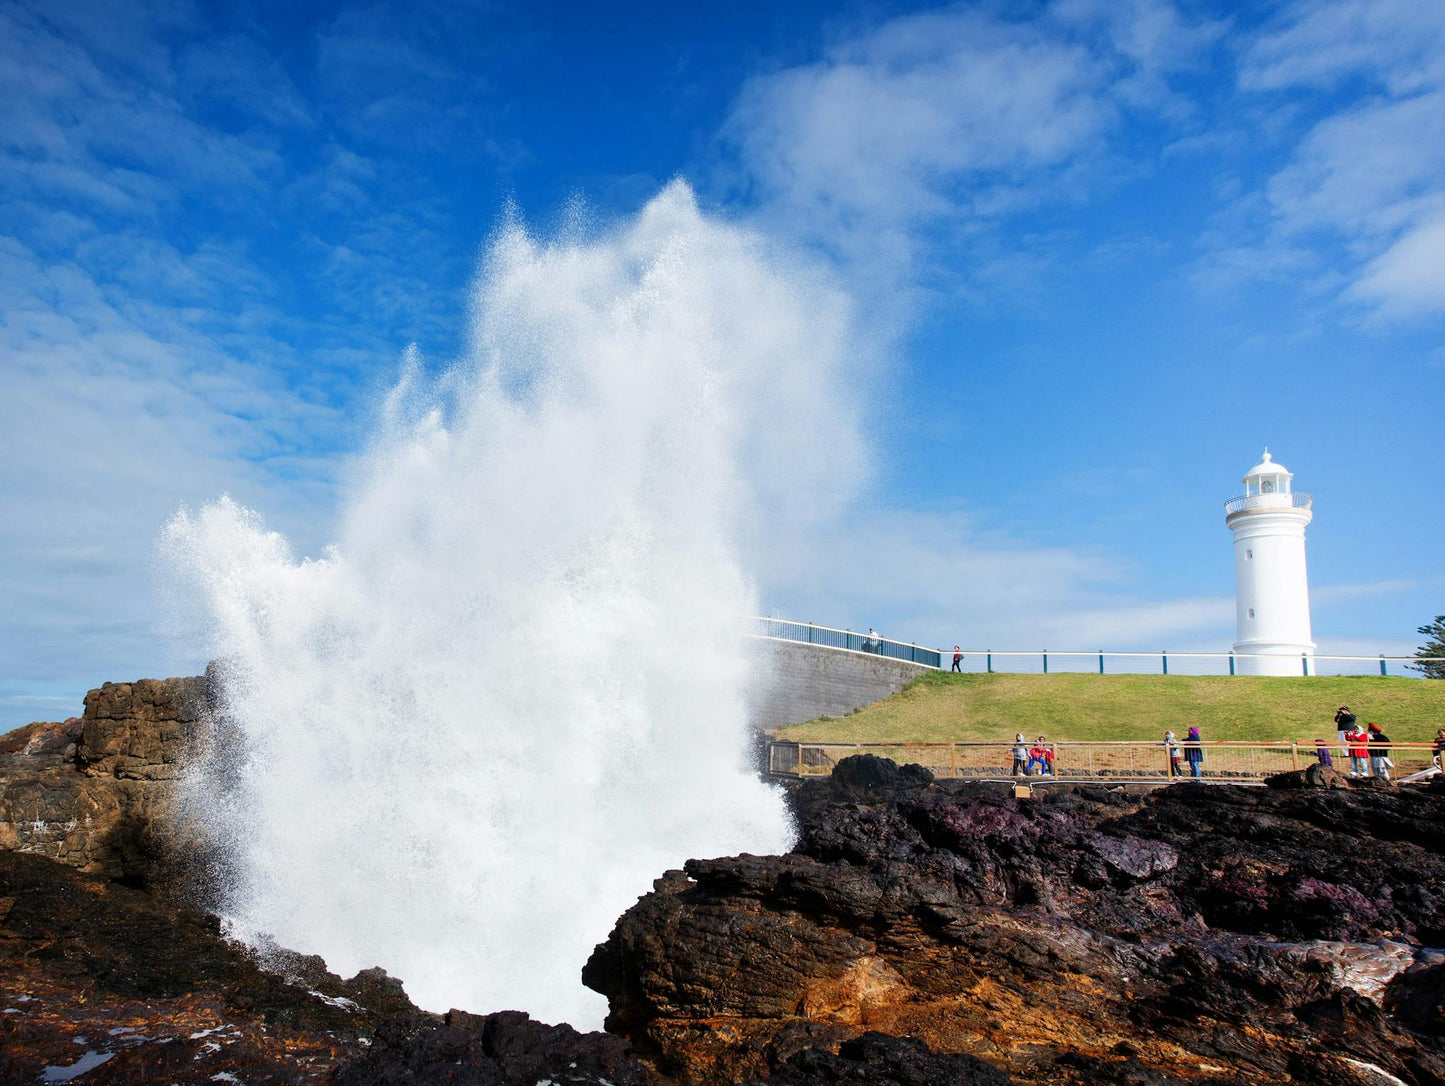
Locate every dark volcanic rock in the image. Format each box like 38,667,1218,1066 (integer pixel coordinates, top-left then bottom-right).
0,849,647,1085
585,756,1445,1085
757,1031,1010,1085
331,1008,651,1085
0,848,423,1083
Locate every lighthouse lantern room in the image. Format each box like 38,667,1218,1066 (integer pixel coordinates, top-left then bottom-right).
1224,449,1315,676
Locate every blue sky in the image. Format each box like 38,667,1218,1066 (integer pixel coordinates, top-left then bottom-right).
3,0,1442,726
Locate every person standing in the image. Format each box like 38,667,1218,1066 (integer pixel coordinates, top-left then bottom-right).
1164,730,1182,777
952,646,963,672
1313,739,1334,768
1367,722,1392,780
1027,736,1049,776
1334,705,1356,761
1433,728,1445,770
1184,726,1204,779
1011,732,1028,777
1346,724,1370,777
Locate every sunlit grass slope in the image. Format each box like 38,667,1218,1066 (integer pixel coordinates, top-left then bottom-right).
773,671,1445,745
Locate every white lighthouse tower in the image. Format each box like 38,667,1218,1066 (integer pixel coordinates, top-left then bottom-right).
1225,449,1315,676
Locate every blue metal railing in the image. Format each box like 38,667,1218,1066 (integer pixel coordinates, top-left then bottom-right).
753,617,942,668
752,618,1440,677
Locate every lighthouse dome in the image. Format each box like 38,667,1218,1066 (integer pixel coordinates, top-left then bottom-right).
1241,448,1293,495
1244,448,1291,480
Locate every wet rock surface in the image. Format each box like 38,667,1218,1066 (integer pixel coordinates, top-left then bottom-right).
0,848,652,1084
586,758,1445,1085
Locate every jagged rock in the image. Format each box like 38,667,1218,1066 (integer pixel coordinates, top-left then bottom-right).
755,1031,1010,1085
0,676,208,887
0,848,425,1083
585,755,1445,1085
0,849,646,1085
331,1008,651,1085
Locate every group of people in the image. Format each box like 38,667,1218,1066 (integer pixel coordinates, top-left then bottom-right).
1011,733,1055,776
1162,728,1206,778
1326,705,1395,779
1001,704,1439,784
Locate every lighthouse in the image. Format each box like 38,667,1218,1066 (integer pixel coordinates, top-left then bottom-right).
1225,449,1315,676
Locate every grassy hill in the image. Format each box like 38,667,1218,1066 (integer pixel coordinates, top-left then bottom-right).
773,671,1445,745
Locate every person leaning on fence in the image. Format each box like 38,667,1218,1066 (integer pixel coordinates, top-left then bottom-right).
1313,738,1334,768
1183,726,1204,778
1027,736,1051,776
952,645,963,672
1346,724,1371,776
1011,732,1029,776
1434,729,1445,770
1367,722,1393,780
1164,730,1182,777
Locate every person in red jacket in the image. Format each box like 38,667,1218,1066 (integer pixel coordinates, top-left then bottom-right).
1345,725,1370,777
1026,737,1049,776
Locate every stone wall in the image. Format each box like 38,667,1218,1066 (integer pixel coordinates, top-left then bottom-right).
0,677,207,883
748,639,930,731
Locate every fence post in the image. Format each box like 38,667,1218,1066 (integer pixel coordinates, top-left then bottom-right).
1291,742,1299,770
1302,653,1309,676
1098,651,1104,675
950,744,957,779
1043,651,1048,674
987,651,992,673
911,642,917,663
1229,652,1235,676
807,622,814,644
1380,655,1387,677
1162,651,1168,676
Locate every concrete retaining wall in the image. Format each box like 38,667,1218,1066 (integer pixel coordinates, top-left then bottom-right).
748,638,931,731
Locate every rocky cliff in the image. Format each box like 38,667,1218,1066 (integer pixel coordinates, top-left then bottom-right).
585,755,1445,1085
4,683,1444,1085
0,676,208,886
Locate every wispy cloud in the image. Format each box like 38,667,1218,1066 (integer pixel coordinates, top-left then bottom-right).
1224,0,1445,318
717,0,1220,307
762,507,1236,654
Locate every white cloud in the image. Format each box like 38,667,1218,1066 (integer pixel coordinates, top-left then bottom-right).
1239,0,1445,94
0,237,343,726
1233,0,1445,318
761,507,1235,655
1347,214,1445,316
719,1,1217,301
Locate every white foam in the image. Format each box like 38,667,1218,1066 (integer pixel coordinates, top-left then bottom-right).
163,182,862,1028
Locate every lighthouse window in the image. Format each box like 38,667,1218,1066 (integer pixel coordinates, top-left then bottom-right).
1248,608,1255,618
1246,549,1253,559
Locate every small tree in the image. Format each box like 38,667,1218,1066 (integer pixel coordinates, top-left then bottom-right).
1409,615,1445,679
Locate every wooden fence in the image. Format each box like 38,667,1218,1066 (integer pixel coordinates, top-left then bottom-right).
767,740,1441,783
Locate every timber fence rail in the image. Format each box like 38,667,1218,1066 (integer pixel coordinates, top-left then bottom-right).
751,618,1444,677
767,740,1442,783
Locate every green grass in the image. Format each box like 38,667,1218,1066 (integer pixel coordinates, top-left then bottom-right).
774,671,1445,745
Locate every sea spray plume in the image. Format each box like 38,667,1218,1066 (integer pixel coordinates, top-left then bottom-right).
161,181,864,1028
